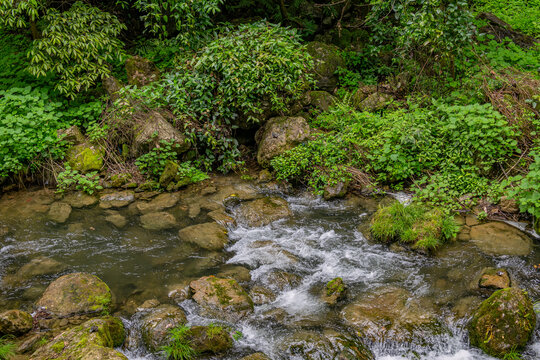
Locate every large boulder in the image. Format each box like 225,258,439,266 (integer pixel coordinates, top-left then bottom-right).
125,55,160,87
29,316,126,360
189,276,254,322
256,116,310,167
140,304,187,353
305,42,345,91
103,76,123,101
131,111,190,158
0,310,33,336
469,222,532,256
355,92,393,112
36,273,113,317
178,222,229,251
66,143,104,173
187,325,233,355
238,197,292,227
469,288,536,358
140,211,177,230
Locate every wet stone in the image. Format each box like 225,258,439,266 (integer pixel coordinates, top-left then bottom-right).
8,257,66,284
249,286,276,306
62,192,98,209
478,268,511,290
140,304,187,353
140,211,176,230
207,209,236,226
135,193,179,214
238,196,292,227
0,310,33,336
99,191,135,209
469,222,532,256
105,211,128,229
178,222,228,251
48,202,72,224
322,277,347,306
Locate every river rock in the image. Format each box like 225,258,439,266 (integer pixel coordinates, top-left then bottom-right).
249,286,277,306
240,353,271,360
140,211,176,230
136,193,179,214
322,277,347,306
469,222,532,256
48,202,72,224
29,316,126,360
469,287,536,358
62,192,98,209
131,111,190,158
66,143,104,173
305,42,345,91
99,191,135,209
13,257,66,282
178,222,228,251
238,197,292,227
140,304,187,353
105,211,128,229
0,224,8,239
341,287,439,342
478,268,511,290
207,209,236,226
265,271,302,291
36,273,112,317
323,181,349,200
256,116,310,167
125,55,160,87
187,325,233,355
0,310,33,336
189,276,254,322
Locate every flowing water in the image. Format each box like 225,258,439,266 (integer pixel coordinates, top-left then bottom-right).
0,186,539,359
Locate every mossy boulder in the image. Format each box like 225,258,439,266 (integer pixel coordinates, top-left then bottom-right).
178,222,229,251
189,276,254,322
0,310,33,336
305,42,345,91
29,316,126,360
323,181,349,200
322,277,347,306
187,325,233,355
66,143,104,173
158,160,200,189
125,55,160,87
140,305,187,353
131,111,189,158
302,90,337,112
36,273,113,317
238,196,292,227
469,288,536,358
256,116,310,168
355,92,393,112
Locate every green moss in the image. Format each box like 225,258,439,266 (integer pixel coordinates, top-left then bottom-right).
67,144,104,173
211,281,232,305
326,277,345,296
51,341,65,353
371,202,458,251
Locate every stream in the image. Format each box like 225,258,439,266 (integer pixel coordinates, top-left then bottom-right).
0,183,539,359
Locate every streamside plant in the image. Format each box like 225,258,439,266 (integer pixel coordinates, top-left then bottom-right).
161,325,197,360
0,337,16,360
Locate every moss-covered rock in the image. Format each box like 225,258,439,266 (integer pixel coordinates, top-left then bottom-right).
305,42,345,91
189,276,254,322
323,181,349,200
238,196,292,227
322,277,347,306
469,287,536,358
256,116,310,168
178,222,229,251
302,90,337,112
355,92,393,112
140,305,187,353
29,316,126,360
158,160,201,189
0,310,33,336
125,55,160,87
188,325,233,355
66,143,104,173
36,273,113,317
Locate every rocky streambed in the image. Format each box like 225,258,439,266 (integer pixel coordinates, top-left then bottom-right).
0,175,539,359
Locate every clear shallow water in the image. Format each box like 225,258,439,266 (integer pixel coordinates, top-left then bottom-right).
0,190,539,359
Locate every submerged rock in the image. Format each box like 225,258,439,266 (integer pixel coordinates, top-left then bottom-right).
265,271,302,291
189,276,254,322
469,287,536,358
238,197,292,227
0,310,33,336
140,304,187,353
256,116,310,167
105,211,128,229
48,202,72,224
62,192,98,209
29,316,126,360
99,191,135,209
9,257,66,284
478,268,511,290
322,277,347,306
140,211,176,230
305,42,345,91
36,273,113,317
469,222,532,256
249,286,277,306
178,222,228,251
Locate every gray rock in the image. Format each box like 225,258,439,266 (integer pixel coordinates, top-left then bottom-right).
105,211,128,229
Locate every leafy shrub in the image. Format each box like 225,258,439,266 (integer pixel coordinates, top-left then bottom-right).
161,325,196,360
174,161,209,184
56,165,102,195
27,2,126,98
135,140,180,179
507,148,540,218
371,202,459,250
0,0,39,30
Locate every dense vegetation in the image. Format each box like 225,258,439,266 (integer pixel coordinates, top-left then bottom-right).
0,0,539,228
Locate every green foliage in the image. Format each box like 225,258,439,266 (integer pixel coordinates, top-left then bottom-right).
56,165,102,194
174,161,209,184
0,336,15,360
506,148,540,218
86,122,109,143
232,330,243,341
476,37,540,73
0,87,69,177
473,0,540,36
0,0,40,29
135,140,180,179
27,2,126,98
371,201,459,250
161,325,196,360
